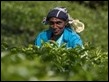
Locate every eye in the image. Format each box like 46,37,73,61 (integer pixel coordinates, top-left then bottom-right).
56,21,62,24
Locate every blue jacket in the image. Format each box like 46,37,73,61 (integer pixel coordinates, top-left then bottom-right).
35,27,83,48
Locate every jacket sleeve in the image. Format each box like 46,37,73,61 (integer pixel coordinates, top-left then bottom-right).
35,33,42,47
72,37,83,48
70,34,83,48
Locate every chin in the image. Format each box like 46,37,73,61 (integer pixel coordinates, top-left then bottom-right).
54,32,62,36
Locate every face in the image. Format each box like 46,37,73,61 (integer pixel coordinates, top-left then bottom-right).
48,17,67,36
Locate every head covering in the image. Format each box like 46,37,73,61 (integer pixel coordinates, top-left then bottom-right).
46,7,68,21
42,7,68,24
42,7,85,33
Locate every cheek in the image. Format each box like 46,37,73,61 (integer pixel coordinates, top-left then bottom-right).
58,27,65,33
59,26,64,30
59,24,66,29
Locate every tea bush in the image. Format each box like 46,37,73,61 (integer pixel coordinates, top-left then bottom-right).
1,1,108,81
1,42,108,81
1,1,108,51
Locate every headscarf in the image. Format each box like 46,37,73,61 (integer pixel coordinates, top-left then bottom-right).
42,7,85,33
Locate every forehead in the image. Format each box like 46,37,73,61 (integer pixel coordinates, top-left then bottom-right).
49,17,64,21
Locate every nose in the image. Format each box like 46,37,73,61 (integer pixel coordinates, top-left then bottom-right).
52,23,57,29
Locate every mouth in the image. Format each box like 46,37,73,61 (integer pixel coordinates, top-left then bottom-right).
51,28,64,35
54,29,59,33
52,30,59,35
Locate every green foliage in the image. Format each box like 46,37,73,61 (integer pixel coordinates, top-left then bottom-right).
1,42,108,81
1,1,108,51
1,1,108,81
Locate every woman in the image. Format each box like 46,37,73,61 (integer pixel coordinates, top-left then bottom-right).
35,7,83,48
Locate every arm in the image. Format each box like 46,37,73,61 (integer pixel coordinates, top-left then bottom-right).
70,33,83,48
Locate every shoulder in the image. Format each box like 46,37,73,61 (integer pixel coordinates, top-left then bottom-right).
37,29,49,36
64,26,83,48
64,26,82,41
64,27,80,37
36,28,52,40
